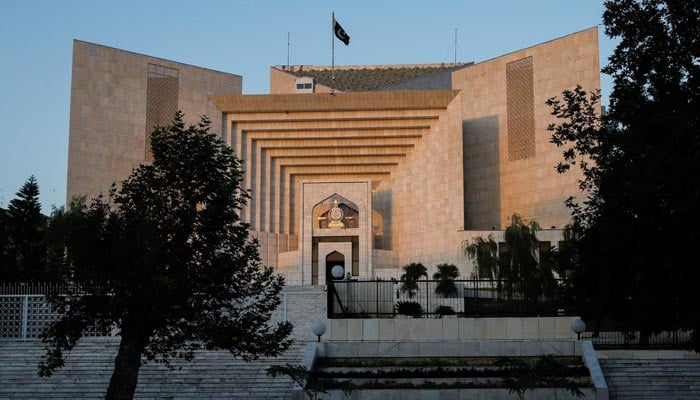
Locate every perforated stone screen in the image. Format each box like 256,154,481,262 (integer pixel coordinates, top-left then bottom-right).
145,64,179,160
506,57,535,161
0,297,22,338
1,295,113,339
25,296,59,338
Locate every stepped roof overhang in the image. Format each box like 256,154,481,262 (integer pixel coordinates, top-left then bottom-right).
272,63,472,92
211,90,462,234
210,90,460,113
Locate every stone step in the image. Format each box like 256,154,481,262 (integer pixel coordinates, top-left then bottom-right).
600,358,700,400
604,370,700,375
600,359,700,366
0,338,305,399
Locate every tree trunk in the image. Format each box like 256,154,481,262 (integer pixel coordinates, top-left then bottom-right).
639,329,650,348
106,328,147,400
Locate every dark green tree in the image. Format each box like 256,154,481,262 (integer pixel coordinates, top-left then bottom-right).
500,214,555,302
547,0,700,349
3,176,47,281
433,263,459,297
39,112,294,399
43,206,72,282
399,262,427,298
0,207,11,280
464,234,498,279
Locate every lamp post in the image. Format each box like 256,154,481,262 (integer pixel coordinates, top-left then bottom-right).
311,320,326,342
571,319,586,340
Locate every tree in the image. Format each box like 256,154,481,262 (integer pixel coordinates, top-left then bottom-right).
3,176,47,281
0,207,12,280
39,112,294,399
433,263,459,297
547,0,700,350
399,262,427,298
464,234,498,280
44,206,70,282
500,214,556,302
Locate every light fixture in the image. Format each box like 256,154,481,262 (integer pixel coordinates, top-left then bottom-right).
571,319,586,340
331,265,345,279
311,320,326,342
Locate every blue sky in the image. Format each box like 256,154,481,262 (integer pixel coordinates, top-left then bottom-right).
0,0,614,212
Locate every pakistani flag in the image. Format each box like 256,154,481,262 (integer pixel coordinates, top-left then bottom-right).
333,16,350,46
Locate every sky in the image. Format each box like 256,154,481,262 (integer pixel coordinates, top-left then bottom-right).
0,0,614,212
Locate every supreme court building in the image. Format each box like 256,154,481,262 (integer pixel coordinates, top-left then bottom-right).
67,27,600,285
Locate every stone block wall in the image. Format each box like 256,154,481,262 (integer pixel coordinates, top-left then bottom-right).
322,316,580,342
391,92,466,270
67,40,242,203
454,27,600,230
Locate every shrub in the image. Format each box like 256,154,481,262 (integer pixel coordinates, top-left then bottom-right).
396,300,423,317
434,305,456,317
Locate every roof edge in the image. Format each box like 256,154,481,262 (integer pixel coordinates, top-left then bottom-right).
271,63,471,73
210,90,460,113
471,26,599,67
73,39,242,79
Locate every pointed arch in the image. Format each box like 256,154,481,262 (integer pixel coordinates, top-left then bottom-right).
312,193,359,229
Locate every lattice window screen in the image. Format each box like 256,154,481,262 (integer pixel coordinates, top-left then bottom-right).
0,297,22,338
1,296,114,339
26,296,59,338
145,64,179,160
506,57,535,161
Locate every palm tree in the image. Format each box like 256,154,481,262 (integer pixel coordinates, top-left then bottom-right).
433,263,459,297
400,262,427,298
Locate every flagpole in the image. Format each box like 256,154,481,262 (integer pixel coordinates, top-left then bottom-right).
331,11,335,94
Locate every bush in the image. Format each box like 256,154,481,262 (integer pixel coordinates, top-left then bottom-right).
435,305,456,317
396,300,422,317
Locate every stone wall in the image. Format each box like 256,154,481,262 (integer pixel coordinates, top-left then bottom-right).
67,40,242,203
391,92,465,269
322,316,580,342
454,27,600,230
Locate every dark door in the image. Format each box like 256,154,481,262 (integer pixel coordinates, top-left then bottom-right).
325,251,345,283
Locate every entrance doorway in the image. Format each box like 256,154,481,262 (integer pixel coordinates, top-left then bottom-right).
325,251,345,283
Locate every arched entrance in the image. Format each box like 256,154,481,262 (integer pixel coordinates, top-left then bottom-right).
325,251,345,283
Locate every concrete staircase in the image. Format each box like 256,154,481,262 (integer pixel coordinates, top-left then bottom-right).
600,358,700,400
0,338,306,399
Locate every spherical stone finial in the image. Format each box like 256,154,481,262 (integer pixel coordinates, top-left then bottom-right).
331,265,345,279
